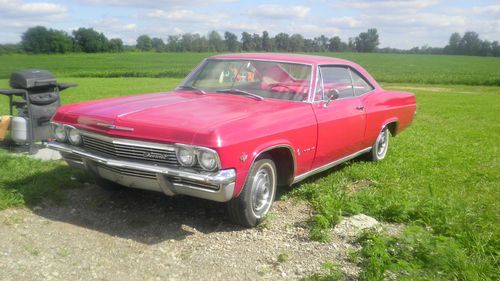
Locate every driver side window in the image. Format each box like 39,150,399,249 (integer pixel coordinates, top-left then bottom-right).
319,66,354,99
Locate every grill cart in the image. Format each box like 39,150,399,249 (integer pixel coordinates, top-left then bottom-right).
0,69,76,154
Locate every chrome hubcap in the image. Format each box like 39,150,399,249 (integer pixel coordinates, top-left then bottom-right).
376,129,388,157
251,167,273,215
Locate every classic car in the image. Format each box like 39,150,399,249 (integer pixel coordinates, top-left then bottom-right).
48,53,416,227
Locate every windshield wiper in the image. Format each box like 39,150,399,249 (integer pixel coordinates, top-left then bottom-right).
176,85,206,95
215,89,264,101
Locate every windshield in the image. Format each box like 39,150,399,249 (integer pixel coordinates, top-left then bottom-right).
181,59,312,102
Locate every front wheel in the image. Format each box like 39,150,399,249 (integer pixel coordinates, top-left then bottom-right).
227,156,277,227
369,127,390,161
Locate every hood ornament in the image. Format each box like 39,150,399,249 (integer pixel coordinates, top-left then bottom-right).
96,122,134,131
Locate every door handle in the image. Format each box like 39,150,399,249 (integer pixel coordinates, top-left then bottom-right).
356,105,365,110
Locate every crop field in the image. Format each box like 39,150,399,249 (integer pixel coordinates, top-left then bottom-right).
0,52,499,280
1,52,500,86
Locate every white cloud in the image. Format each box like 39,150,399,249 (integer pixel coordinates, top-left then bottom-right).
0,0,67,18
338,0,440,11
248,5,311,19
146,9,223,24
467,5,500,17
326,17,362,28
80,0,236,8
0,0,68,41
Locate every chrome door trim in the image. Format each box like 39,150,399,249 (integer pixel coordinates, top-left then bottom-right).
292,147,371,184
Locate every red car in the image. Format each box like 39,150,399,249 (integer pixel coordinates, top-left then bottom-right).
48,53,416,227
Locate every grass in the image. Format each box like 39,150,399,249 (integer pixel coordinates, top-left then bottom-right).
0,52,498,279
292,84,500,279
0,52,499,86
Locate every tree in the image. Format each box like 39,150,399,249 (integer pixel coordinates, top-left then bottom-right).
241,32,255,51
224,31,239,52
328,36,346,52
181,33,194,52
262,31,272,52
445,32,461,54
459,31,481,55
151,37,165,52
108,38,124,52
289,34,304,52
136,35,152,51
252,33,262,51
22,26,72,54
73,28,109,53
0,43,22,55
354,28,379,52
492,41,500,57
313,35,329,52
274,33,290,52
166,35,181,52
208,31,224,52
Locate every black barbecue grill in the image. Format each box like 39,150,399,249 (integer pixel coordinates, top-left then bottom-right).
0,69,76,153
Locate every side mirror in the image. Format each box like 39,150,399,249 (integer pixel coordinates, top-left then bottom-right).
323,89,340,108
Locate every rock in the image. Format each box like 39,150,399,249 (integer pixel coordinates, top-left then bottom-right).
333,214,379,238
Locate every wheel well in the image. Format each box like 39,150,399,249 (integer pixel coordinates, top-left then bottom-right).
386,121,399,136
259,147,295,187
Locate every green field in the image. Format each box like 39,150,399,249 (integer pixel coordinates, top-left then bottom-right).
0,52,499,280
1,52,500,85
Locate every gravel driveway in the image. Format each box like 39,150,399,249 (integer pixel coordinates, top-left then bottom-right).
0,183,360,280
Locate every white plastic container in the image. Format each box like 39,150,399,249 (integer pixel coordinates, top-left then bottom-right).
11,116,27,145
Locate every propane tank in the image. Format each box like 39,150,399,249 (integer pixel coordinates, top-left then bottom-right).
11,117,28,145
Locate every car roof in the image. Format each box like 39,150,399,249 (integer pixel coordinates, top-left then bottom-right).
209,53,354,65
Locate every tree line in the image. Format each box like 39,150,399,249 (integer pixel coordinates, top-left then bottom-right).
1,25,499,57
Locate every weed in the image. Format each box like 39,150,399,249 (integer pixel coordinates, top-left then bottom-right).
277,252,289,263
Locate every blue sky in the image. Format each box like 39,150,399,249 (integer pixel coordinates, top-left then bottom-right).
1,0,499,49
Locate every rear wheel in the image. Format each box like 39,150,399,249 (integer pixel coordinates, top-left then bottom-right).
369,127,390,161
227,156,277,227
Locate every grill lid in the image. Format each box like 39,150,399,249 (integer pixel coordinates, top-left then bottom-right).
10,69,57,89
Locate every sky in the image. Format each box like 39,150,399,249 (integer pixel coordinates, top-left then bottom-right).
0,0,499,49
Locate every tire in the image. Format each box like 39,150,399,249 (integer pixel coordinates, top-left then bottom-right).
227,156,277,227
369,126,390,161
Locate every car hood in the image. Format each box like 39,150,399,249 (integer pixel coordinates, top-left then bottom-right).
57,91,303,145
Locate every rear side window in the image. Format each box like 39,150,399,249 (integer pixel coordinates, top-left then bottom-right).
350,70,374,96
319,66,353,99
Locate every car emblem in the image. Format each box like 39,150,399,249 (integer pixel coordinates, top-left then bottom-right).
143,151,169,160
240,152,248,162
96,122,134,131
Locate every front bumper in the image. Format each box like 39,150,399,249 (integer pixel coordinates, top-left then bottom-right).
48,142,236,202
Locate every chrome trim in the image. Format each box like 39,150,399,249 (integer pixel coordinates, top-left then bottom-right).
311,64,377,104
292,147,372,184
82,130,176,152
241,144,297,192
48,141,236,202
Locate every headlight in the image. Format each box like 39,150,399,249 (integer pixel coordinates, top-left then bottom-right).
53,124,67,142
176,147,196,167
198,150,218,171
67,127,82,145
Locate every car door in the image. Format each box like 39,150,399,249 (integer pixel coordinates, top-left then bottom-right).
311,65,366,168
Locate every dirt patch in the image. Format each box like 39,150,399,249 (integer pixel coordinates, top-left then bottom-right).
0,184,361,280
345,180,373,195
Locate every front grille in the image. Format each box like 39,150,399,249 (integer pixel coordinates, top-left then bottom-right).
97,163,158,180
82,135,179,166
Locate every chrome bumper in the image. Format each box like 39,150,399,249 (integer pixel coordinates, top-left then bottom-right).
48,142,236,202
